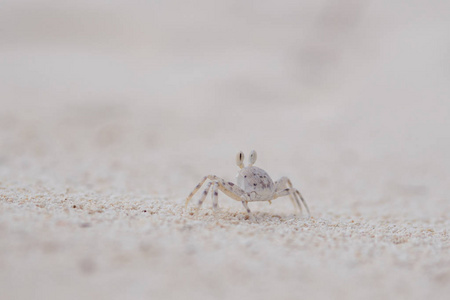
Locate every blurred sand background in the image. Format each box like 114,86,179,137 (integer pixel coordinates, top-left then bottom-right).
1,0,450,299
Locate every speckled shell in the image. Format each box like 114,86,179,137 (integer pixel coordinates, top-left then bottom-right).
236,166,275,201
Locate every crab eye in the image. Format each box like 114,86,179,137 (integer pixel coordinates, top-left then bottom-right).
236,151,245,168
249,150,257,166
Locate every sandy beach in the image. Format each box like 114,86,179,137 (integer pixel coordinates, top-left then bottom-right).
1,1,450,299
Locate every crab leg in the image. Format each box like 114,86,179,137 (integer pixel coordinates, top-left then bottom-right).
217,182,248,201
295,190,310,217
185,175,223,209
241,200,252,215
274,187,310,217
196,182,213,210
216,182,253,215
274,177,300,212
211,182,219,211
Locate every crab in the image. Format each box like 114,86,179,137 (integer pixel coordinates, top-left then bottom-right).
185,150,310,217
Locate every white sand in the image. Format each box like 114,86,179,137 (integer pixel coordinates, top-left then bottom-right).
1,1,450,299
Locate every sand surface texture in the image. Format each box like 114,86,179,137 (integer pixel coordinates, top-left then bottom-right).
1,1,450,299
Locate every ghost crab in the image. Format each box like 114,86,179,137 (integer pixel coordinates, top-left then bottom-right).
185,151,310,217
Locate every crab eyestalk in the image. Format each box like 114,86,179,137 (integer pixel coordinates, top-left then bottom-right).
248,150,257,166
236,151,245,169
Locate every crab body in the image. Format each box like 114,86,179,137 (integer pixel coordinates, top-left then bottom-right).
236,166,275,201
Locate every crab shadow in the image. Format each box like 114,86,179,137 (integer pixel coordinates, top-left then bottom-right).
184,207,310,223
